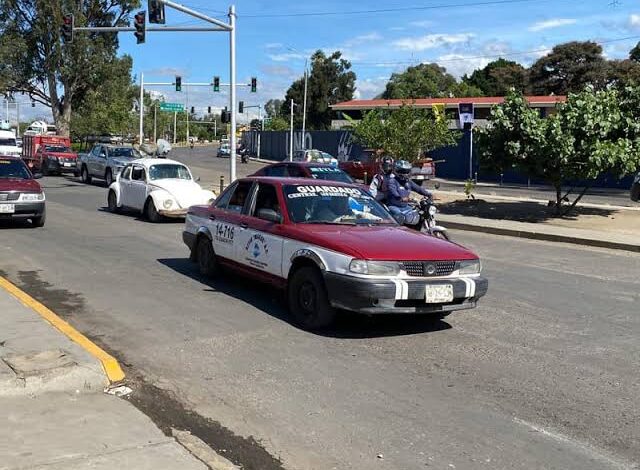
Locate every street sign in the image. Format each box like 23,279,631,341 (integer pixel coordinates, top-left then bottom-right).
458,103,474,128
159,102,184,112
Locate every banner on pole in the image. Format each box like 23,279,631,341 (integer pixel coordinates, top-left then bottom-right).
458,103,474,128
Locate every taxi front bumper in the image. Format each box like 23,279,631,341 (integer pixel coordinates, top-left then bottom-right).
324,272,488,315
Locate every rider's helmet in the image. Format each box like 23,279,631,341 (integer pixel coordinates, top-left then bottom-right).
380,156,394,175
394,160,412,181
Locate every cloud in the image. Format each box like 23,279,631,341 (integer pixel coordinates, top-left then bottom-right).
629,14,640,30
260,64,297,79
409,20,433,28
392,33,475,51
344,32,383,47
354,77,388,99
528,18,577,32
264,42,283,50
268,52,306,62
437,54,492,78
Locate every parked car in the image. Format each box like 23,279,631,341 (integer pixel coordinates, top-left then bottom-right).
631,171,640,202
22,135,78,176
251,162,355,184
183,177,488,330
217,144,231,158
0,130,21,157
78,144,142,186
107,158,216,222
0,156,45,227
293,149,338,167
410,156,437,186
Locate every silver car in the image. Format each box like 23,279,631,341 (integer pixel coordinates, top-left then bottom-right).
78,144,142,186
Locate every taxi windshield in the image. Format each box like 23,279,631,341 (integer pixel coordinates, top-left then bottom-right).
149,164,191,181
308,166,353,183
0,159,31,179
284,184,396,225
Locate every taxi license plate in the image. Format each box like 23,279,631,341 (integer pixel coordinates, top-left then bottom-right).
425,284,453,303
0,203,15,214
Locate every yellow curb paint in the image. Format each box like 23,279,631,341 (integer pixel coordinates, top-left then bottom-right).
0,276,125,383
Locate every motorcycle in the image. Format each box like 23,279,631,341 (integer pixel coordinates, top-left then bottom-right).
403,196,450,240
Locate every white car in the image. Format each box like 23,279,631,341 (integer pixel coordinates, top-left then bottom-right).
107,158,216,222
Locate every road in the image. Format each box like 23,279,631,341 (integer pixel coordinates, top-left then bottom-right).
1,146,638,470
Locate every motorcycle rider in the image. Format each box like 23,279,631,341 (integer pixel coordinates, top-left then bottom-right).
386,160,432,225
369,156,395,202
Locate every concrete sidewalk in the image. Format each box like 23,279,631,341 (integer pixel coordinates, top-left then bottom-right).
439,213,639,253
0,283,213,470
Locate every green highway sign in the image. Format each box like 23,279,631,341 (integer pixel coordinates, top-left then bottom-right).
159,102,184,112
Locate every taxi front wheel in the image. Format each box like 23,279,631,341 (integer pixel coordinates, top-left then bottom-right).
197,237,218,277
288,266,336,330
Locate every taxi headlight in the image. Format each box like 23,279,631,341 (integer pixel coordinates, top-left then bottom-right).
20,192,45,202
428,205,437,216
349,259,401,276
163,199,173,209
458,259,481,275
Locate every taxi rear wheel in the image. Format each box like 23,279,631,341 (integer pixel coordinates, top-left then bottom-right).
196,237,218,277
288,266,336,330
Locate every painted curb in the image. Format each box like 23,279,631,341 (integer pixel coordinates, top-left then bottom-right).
0,277,125,384
443,220,640,253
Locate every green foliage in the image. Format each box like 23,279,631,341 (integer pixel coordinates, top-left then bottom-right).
630,42,640,63
351,104,457,163
281,50,356,130
0,0,139,136
463,59,528,96
528,41,610,96
264,99,283,118
264,116,290,131
463,179,476,200
478,89,640,215
382,63,482,99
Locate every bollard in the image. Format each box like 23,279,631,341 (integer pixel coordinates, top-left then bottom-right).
363,171,368,185
474,171,478,184
219,175,225,194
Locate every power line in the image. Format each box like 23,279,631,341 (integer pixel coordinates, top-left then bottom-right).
238,0,562,19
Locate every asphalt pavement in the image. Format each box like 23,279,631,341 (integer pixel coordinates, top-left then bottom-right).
0,146,638,470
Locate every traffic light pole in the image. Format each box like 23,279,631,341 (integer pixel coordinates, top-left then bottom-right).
229,5,237,183
139,72,144,145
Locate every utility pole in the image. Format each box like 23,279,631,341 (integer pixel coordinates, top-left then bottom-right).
153,103,157,143
302,58,308,148
16,101,20,136
186,85,190,143
173,111,177,144
229,4,237,182
139,72,144,145
289,98,294,161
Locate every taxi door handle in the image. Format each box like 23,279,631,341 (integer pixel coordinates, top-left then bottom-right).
240,223,248,229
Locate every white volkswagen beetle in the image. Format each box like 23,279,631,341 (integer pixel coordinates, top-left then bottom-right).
107,158,216,222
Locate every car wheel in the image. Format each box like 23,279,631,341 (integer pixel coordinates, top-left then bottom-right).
105,169,113,187
288,266,336,330
81,165,92,184
107,190,120,213
196,237,218,277
32,210,46,228
145,198,161,223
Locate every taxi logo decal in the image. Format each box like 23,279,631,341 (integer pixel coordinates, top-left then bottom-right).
245,233,269,269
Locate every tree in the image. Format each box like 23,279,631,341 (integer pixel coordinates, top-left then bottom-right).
264,116,289,131
608,59,640,88
630,42,640,63
463,59,528,96
0,0,138,136
350,104,458,163
528,41,610,96
281,50,356,130
477,89,640,215
264,99,283,118
70,55,136,140
381,63,482,99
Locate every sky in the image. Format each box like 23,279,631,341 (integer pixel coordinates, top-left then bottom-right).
12,0,640,124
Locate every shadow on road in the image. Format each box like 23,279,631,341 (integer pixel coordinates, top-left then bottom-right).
0,220,36,230
440,199,616,223
158,257,451,339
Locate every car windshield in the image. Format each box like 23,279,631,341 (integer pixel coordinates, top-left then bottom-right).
284,184,396,225
110,147,139,159
44,145,71,153
0,159,31,179
148,164,191,181
0,138,17,146
308,166,354,183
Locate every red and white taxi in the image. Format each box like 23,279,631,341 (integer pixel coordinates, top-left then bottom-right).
183,177,487,330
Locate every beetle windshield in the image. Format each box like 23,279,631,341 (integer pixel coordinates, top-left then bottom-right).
0,159,31,179
149,164,191,181
284,184,396,225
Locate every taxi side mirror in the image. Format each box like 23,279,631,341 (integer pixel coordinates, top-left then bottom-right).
257,208,282,223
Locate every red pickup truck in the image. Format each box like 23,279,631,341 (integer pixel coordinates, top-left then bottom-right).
22,135,79,176
339,150,436,186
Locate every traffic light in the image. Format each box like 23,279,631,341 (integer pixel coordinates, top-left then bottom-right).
221,107,230,123
207,106,211,114
175,76,182,92
31,101,35,108
213,76,220,92
134,11,146,44
251,77,257,93
190,106,195,114
148,0,165,24
238,101,244,114
61,14,74,43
